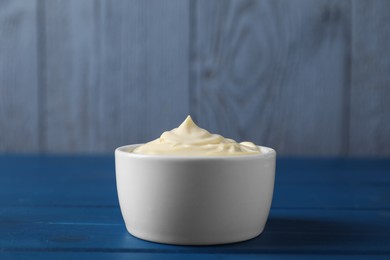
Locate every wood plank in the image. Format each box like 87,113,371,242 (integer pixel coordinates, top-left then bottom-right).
1,253,388,260
0,156,389,209
191,0,351,156
349,0,390,156
42,0,99,153
1,207,389,254
0,0,39,152
0,155,117,206
43,0,189,153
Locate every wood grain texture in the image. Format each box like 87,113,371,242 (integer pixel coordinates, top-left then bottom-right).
1,156,390,209
1,156,390,257
191,0,351,156
1,0,390,155
1,253,388,260
43,0,189,153
0,0,39,152
1,207,390,254
349,0,390,156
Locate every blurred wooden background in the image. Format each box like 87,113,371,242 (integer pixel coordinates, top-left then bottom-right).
0,0,389,156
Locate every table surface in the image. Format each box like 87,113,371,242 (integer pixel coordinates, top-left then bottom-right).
0,155,389,259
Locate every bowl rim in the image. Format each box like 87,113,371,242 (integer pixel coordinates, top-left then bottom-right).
115,144,276,160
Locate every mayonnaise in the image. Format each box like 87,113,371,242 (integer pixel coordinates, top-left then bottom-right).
133,116,261,156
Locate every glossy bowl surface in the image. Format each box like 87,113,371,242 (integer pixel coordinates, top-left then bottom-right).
115,144,276,245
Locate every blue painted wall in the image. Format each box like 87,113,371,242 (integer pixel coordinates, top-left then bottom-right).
0,0,389,156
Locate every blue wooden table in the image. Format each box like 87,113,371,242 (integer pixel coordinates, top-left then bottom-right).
0,155,389,259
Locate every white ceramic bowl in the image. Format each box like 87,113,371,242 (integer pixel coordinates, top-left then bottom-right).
115,144,276,245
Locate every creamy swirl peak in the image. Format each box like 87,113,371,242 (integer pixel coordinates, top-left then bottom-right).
132,116,261,156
